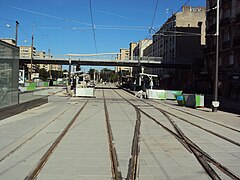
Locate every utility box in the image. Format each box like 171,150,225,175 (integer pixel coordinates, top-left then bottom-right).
147,89,166,100
177,95,185,106
166,90,183,100
76,88,94,97
184,94,204,108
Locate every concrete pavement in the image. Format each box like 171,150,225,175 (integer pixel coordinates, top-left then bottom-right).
0,86,239,179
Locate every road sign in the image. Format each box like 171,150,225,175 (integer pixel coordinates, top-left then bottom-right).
19,70,25,84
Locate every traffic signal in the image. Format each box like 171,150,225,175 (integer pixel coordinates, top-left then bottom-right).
76,64,81,71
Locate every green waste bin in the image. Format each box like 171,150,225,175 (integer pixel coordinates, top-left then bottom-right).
177,95,185,106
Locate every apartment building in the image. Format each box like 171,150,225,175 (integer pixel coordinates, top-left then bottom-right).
39,64,62,72
148,6,206,91
205,0,240,100
132,39,153,76
19,48,62,79
0,39,16,46
115,48,131,74
19,46,36,59
35,51,46,58
129,42,137,60
133,39,153,58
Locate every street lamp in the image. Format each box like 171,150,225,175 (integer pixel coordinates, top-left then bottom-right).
15,21,19,46
30,34,34,82
212,0,220,112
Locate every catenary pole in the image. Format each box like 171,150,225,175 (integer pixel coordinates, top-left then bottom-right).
212,0,220,112
15,21,19,46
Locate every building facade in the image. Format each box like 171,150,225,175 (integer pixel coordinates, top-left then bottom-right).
129,42,137,60
133,39,153,58
19,48,62,79
205,0,240,100
0,39,16,46
115,48,131,74
149,6,206,92
19,46,36,59
132,39,153,76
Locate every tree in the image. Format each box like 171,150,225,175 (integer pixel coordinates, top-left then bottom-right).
51,70,63,80
100,68,118,82
39,68,48,81
88,68,96,80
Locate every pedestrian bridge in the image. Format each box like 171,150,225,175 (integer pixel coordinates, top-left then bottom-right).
19,53,191,68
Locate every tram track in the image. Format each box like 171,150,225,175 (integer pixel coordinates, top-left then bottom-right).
153,100,240,133
24,101,88,180
115,89,240,180
121,89,240,147
105,88,141,180
144,101,240,147
102,90,122,180
126,103,141,180
2,87,239,179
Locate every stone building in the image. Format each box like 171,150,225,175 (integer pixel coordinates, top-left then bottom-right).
147,6,206,92
115,48,131,74
205,0,240,100
129,42,138,60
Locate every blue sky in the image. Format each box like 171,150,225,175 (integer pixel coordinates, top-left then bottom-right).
0,0,205,57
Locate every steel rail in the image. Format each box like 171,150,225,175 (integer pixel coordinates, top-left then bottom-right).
119,89,240,180
145,101,240,147
25,101,88,180
126,105,141,180
113,89,142,180
139,105,240,180
102,90,122,180
153,100,240,133
159,109,221,179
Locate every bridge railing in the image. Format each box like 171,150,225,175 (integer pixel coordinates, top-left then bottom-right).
19,54,163,63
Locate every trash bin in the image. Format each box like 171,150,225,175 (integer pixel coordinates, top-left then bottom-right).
184,94,204,108
177,95,185,106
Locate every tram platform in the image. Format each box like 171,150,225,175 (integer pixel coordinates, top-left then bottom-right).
0,87,239,179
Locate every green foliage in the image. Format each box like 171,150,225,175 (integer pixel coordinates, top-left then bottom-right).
39,68,48,81
100,68,119,82
51,70,63,80
39,69,63,81
88,68,97,80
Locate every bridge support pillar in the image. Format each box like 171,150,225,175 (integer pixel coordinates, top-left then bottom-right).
68,58,71,86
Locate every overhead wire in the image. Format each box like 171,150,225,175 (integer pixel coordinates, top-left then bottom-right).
150,0,159,29
173,0,191,16
18,25,31,38
4,5,92,26
0,17,16,22
89,0,98,54
149,0,159,35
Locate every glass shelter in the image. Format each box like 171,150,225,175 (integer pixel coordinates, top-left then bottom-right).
0,40,19,109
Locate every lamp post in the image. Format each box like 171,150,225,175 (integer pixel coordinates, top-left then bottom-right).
29,34,34,82
212,0,220,112
15,21,19,46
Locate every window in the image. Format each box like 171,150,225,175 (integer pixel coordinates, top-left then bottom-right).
223,32,230,42
229,55,234,65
